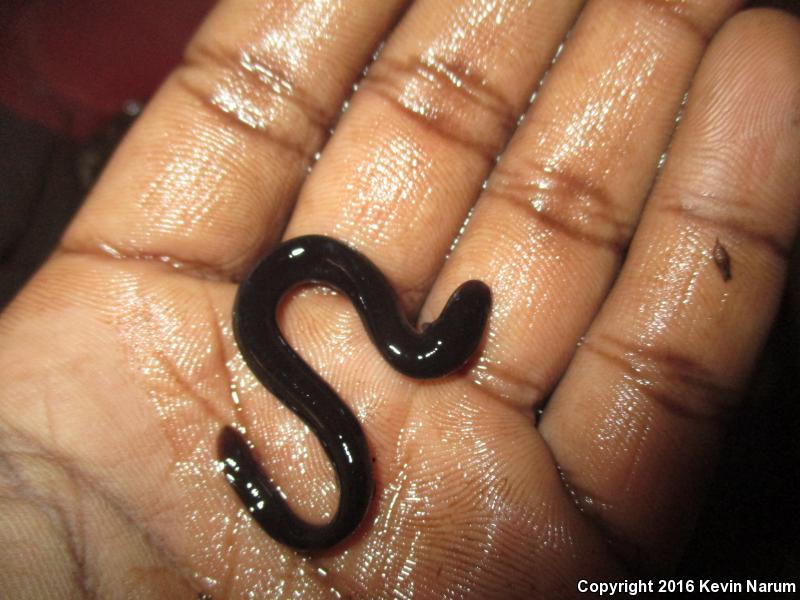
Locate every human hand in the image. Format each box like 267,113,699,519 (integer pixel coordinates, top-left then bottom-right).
1,1,799,597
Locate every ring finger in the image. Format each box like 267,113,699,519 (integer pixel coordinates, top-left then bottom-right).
422,0,742,408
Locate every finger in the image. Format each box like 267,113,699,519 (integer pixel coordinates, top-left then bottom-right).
61,0,408,280
538,8,800,572
284,0,585,313
421,0,742,405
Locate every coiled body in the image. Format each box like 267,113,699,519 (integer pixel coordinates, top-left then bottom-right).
219,235,491,550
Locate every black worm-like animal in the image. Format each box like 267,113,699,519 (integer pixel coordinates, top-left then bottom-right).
219,235,491,550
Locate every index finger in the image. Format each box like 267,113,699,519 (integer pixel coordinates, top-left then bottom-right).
61,0,408,280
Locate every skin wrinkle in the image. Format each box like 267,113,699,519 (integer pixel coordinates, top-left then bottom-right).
151,347,227,427
489,160,633,252
465,359,546,414
422,0,537,77
557,460,649,575
361,75,502,161
66,112,285,280
55,166,282,283
109,272,230,442
631,0,716,43
544,418,647,577
191,39,329,130
181,0,414,169
581,334,737,421
554,382,669,577
179,42,324,156
421,7,483,80
190,0,344,136
362,53,516,161
403,54,513,119
177,72,312,157
57,242,242,284
347,0,577,178
0,452,91,598
245,0,347,88
0,432,195,596
71,482,96,600
658,201,792,259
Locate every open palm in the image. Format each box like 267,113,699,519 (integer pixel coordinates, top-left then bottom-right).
2,1,799,598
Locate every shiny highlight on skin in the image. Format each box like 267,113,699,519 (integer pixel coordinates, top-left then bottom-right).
220,235,491,550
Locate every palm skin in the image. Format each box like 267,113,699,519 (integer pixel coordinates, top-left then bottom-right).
0,229,619,598
1,2,800,599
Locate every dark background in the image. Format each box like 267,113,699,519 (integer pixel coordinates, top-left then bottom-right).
1,0,798,584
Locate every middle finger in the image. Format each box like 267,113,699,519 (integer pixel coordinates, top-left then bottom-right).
284,0,586,313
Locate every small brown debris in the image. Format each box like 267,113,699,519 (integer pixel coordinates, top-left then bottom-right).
712,238,731,282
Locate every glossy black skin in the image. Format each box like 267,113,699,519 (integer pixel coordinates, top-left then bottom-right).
220,235,491,550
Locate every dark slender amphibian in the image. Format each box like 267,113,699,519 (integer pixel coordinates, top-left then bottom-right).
219,235,491,550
